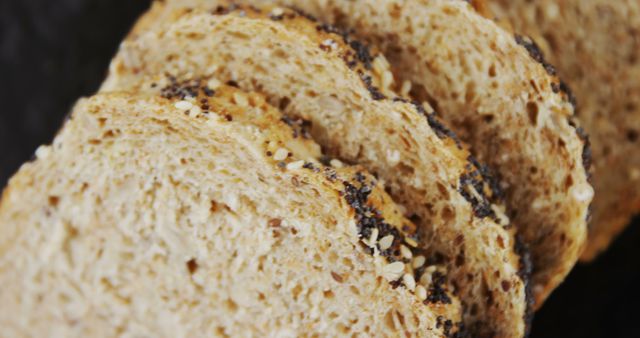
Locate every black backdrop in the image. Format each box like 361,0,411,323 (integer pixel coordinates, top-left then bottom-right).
1,1,639,337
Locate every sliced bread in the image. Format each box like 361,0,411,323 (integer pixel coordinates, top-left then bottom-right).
129,0,592,309
102,7,531,337
0,86,464,337
486,0,640,260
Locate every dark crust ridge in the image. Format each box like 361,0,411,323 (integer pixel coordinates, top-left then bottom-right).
458,169,497,220
281,115,312,139
568,118,594,226
437,315,468,338
513,33,592,227
514,34,578,109
514,235,534,338
404,98,505,219
514,34,557,76
409,100,463,148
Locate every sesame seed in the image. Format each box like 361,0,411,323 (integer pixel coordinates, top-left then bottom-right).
175,100,193,110
207,78,221,89
273,148,289,161
286,160,305,170
188,105,202,118
387,149,401,165
400,245,413,260
330,159,344,168
381,70,394,89
271,7,284,16
403,273,416,291
374,255,385,269
382,261,405,281
404,237,418,248
419,272,433,287
372,55,389,75
35,145,51,159
400,80,412,97
412,255,426,269
368,228,379,248
379,234,394,251
416,285,427,300
571,185,594,202
233,92,249,107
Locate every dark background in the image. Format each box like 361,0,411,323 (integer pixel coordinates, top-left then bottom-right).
0,1,638,337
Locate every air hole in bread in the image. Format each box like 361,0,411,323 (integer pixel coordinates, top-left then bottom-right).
626,129,638,142
526,101,539,125
48,196,60,207
186,258,198,274
488,64,497,77
564,175,574,190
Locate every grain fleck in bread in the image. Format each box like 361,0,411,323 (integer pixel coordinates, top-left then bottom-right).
103,6,531,337
0,86,464,337
486,0,640,260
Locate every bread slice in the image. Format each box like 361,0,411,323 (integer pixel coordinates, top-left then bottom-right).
102,7,530,337
128,0,592,309
486,0,640,260
0,85,467,337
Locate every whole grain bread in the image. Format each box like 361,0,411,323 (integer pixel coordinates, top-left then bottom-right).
102,6,531,337
129,0,592,309
0,86,465,337
486,0,640,260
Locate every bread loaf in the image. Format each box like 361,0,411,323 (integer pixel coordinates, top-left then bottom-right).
128,0,592,309
0,86,465,337
486,0,640,260
102,6,531,337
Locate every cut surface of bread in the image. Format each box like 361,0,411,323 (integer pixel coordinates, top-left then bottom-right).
102,6,530,337
487,0,640,260
129,0,592,309
0,88,464,337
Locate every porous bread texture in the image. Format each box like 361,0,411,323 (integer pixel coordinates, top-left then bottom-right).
103,7,530,338
0,88,463,337
486,0,640,260
263,0,592,308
